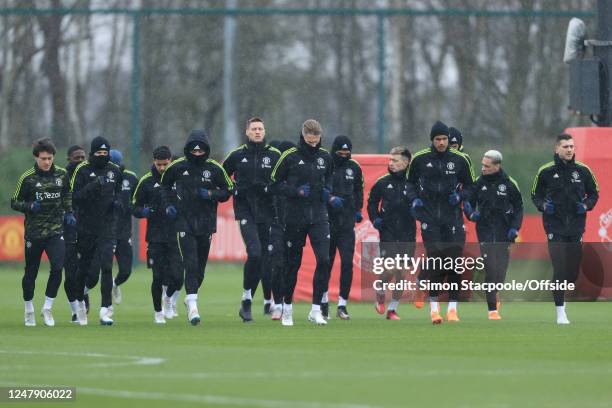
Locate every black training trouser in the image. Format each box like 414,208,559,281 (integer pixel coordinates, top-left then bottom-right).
325,227,355,301
547,233,582,306
479,242,510,311
76,232,114,307
284,222,331,305
421,223,466,302
23,234,65,302
177,231,212,296
239,219,271,298
147,241,182,312
268,223,286,304
113,238,133,286
63,241,79,302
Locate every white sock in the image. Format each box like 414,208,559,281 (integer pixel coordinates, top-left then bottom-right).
242,289,252,301
311,304,321,312
338,296,347,307
43,296,54,311
79,300,86,310
162,285,168,298
171,290,180,304
100,306,108,316
69,301,79,314
388,299,399,311
25,300,34,313
185,294,197,309
113,279,117,288
430,300,439,313
264,299,272,305
556,304,566,315
84,286,89,295
283,303,292,312
448,301,458,311
321,291,329,303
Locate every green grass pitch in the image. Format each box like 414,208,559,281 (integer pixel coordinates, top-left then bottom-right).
0,263,611,408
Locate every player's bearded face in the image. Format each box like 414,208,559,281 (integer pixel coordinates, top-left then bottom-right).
432,135,449,152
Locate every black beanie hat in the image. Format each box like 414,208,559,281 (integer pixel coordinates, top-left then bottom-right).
332,135,352,152
90,136,111,153
449,127,463,147
429,121,449,140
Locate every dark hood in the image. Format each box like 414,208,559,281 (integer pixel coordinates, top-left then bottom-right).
332,135,352,165
449,127,463,148
184,129,211,162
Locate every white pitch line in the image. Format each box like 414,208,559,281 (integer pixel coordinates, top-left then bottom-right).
0,350,164,367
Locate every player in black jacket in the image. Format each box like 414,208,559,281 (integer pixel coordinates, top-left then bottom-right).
367,146,416,320
407,121,474,324
160,130,233,325
11,138,73,327
133,146,181,324
107,149,138,305
64,145,86,323
271,119,335,326
464,150,523,320
70,136,123,325
223,117,281,322
267,140,296,320
321,135,364,320
531,133,599,324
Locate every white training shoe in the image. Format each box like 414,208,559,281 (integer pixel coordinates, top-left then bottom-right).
24,311,36,327
99,308,114,326
281,307,293,326
154,311,166,324
106,305,114,318
557,313,571,325
77,303,88,326
184,300,200,326
271,304,282,321
112,284,122,305
307,310,328,325
41,308,55,327
163,295,174,319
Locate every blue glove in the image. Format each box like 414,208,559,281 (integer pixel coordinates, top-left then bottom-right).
165,205,177,218
543,199,554,215
297,184,310,198
576,202,587,215
355,211,363,223
469,211,481,222
328,196,344,209
373,217,383,230
448,192,461,206
30,201,41,213
64,213,77,226
141,207,151,218
507,228,519,241
412,198,424,209
199,188,211,200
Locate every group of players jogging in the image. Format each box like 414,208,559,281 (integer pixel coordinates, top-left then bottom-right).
11,118,598,327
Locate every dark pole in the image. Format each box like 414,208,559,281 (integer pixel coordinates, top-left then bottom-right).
595,0,612,125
